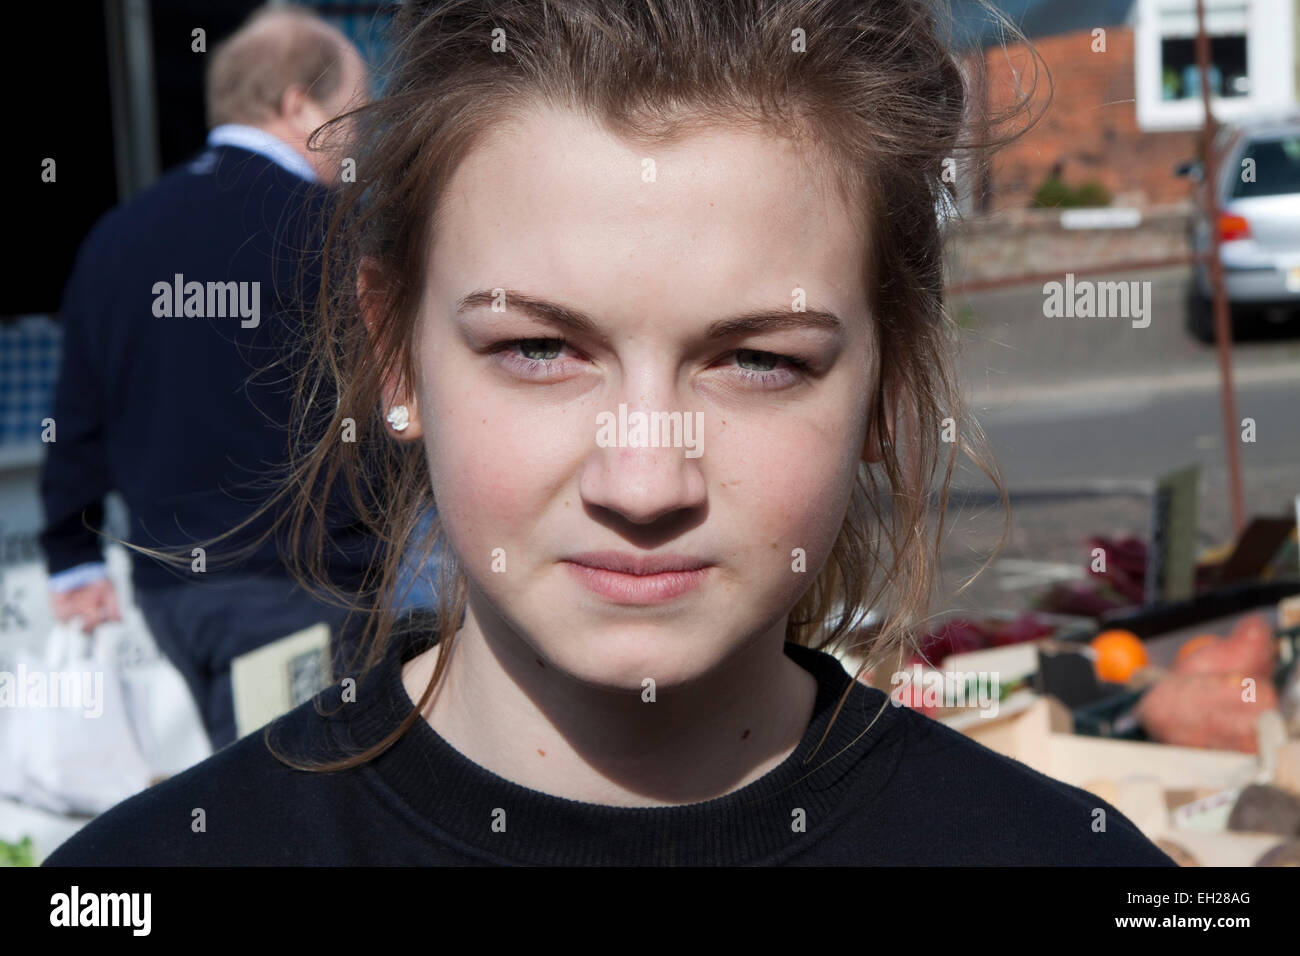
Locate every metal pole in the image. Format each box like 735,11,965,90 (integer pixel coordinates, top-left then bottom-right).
104,0,160,201
1194,0,1246,537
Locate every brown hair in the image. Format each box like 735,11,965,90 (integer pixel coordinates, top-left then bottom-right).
168,0,1047,772
205,5,352,128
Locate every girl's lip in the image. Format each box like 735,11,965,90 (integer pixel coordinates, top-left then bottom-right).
563,551,711,575
561,561,710,604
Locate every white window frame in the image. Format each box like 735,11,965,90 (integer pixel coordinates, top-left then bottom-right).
1135,0,1295,131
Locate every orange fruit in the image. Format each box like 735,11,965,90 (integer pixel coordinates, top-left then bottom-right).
1089,629,1148,683
1175,633,1222,666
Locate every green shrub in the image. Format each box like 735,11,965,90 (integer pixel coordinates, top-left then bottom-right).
1072,180,1112,207
1032,175,1070,207
1032,175,1112,208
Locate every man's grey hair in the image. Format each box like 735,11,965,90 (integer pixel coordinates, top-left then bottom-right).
205,5,353,128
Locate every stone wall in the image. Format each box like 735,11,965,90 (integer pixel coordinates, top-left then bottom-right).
944,203,1195,287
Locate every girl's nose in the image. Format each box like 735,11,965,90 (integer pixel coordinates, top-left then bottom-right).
579,406,707,525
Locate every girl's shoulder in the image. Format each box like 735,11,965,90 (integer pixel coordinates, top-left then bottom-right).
832,693,1177,865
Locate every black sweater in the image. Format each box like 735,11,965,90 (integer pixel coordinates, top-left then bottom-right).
44,630,1176,866
38,144,373,591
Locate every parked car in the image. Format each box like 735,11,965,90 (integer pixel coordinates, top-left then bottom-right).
1175,114,1300,342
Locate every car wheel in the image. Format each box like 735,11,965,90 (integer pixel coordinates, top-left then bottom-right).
1186,286,1218,343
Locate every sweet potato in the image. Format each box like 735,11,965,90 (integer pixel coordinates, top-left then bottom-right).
1137,671,1279,752
1228,784,1300,836
1175,633,1221,665
1255,840,1300,866
1173,613,1275,679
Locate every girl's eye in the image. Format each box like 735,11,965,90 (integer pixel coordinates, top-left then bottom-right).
491,337,577,378
724,348,810,387
517,338,563,361
490,339,809,388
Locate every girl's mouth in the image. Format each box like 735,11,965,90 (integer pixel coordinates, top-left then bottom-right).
560,555,711,604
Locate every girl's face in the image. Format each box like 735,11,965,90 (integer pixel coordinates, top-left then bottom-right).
405,103,879,689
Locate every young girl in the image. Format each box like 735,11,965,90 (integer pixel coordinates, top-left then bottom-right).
46,0,1173,866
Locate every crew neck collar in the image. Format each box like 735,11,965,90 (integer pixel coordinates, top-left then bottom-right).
333,630,900,865
206,123,318,183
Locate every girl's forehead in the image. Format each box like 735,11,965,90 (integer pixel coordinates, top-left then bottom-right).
428,103,870,316
450,103,845,209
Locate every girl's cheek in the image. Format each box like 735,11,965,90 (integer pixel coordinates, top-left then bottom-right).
426,409,563,543
739,419,855,530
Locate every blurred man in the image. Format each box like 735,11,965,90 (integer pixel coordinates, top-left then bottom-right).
40,6,371,750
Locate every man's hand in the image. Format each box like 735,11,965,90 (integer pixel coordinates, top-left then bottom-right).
50,578,122,633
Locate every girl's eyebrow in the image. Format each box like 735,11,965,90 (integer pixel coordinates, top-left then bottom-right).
455,288,845,340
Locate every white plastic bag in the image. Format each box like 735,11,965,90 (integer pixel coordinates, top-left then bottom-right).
0,619,154,817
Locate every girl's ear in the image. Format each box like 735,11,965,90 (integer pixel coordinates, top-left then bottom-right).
358,257,423,442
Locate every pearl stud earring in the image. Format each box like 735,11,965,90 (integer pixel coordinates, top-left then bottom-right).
385,405,410,432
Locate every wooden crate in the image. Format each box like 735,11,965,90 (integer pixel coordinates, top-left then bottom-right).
956,695,1294,866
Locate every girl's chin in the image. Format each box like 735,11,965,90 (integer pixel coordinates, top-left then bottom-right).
527,627,735,689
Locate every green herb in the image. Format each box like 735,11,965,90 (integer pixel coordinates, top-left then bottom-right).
0,835,36,867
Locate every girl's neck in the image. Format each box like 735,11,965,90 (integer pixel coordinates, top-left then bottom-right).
399,612,819,807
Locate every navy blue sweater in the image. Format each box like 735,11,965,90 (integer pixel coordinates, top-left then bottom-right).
43,631,1176,866
38,144,373,591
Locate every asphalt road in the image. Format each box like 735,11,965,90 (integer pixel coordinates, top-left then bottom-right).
928,265,1300,614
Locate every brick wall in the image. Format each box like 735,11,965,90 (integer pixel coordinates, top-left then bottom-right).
974,26,1203,211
